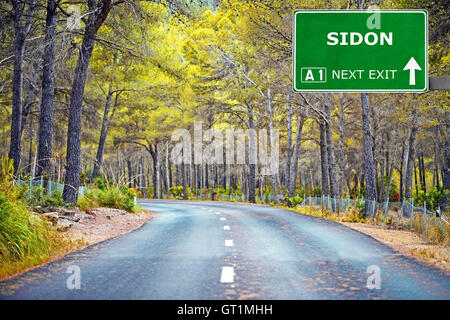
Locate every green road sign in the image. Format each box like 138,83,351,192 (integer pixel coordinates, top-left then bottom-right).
293,10,428,92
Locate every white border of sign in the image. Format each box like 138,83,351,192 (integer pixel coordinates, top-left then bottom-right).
292,10,428,93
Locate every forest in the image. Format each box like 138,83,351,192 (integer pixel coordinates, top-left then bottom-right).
0,0,449,214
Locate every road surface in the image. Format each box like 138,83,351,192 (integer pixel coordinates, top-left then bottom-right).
1,200,449,299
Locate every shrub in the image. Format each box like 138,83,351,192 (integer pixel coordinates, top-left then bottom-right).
343,207,364,222
0,156,74,278
95,176,107,190
414,187,444,210
169,186,184,199
19,183,65,208
77,184,138,213
285,195,303,207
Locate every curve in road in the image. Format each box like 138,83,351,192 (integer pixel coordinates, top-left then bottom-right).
1,200,449,299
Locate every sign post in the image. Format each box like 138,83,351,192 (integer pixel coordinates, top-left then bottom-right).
293,10,428,92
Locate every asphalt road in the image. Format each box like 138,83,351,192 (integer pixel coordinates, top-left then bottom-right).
1,200,449,299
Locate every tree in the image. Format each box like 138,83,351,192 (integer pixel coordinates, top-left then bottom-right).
63,0,115,203
324,93,338,201
9,0,35,173
360,93,377,213
36,0,58,179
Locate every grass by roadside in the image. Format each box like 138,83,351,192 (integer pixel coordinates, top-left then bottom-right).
77,178,141,213
0,157,83,279
0,157,146,280
339,222,450,273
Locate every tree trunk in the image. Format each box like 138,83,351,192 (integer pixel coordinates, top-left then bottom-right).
21,50,41,141
92,86,113,179
433,126,440,188
420,151,426,192
324,93,338,201
209,163,215,200
182,161,188,199
414,160,419,197
36,0,57,179
150,144,160,199
319,119,329,196
400,141,405,201
265,82,279,204
63,0,112,204
248,104,256,203
288,113,305,197
127,159,132,188
405,106,418,200
337,95,346,197
384,129,399,204
360,93,377,213
285,94,292,194
379,158,385,201
165,141,170,195
442,138,450,210
9,0,35,173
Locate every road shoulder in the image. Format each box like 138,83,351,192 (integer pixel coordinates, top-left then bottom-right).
339,221,450,275
0,208,154,282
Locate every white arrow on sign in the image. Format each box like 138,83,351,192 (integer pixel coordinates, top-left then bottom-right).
403,57,422,86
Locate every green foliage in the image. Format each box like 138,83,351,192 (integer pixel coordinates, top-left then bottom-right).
95,176,107,190
285,195,303,207
147,186,154,197
169,186,184,199
215,186,228,195
17,182,65,208
413,186,444,210
355,199,365,214
78,184,138,212
294,187,321,197
0,192,49,260
347,207,366,223
0,156,73,278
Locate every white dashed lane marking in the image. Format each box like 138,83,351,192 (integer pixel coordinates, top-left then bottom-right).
223,226,230,230
220,217,226,221
225,239,234,247
220,267,235,283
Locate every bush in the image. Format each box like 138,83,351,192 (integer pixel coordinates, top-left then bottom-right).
414,187,444,210
285,195,303,207
95,176,107,190
169,186,184,199
77,184,138,212
0,156,74,278
19,183,65,208
342,207,365,223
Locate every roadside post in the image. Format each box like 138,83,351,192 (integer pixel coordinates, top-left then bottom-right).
423,201,428,237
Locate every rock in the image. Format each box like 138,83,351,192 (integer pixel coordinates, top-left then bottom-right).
57,219,73,232
56,207,77,216
59,213,80,223
34,206,44,213
81,214,95,221
106,215,112,220
85,210,97,216
33,206,56,214
55,207,80,222
42,212,59,226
